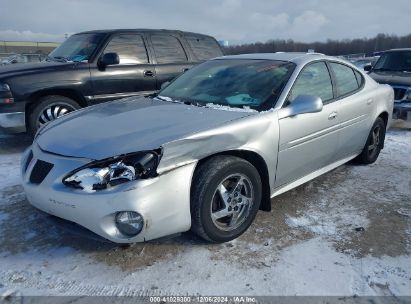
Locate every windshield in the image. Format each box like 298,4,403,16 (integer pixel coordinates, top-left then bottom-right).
373,51,411,72
48,33,105,62
159,59,295,111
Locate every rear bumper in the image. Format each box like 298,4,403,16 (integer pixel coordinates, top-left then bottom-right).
0,111,26,133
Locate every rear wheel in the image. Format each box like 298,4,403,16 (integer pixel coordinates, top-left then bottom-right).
28,95,80,135
190,156,262,243
355,117,386,164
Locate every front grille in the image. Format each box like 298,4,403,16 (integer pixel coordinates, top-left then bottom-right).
29,160,54,184
24,150,33,173
393,88,406,101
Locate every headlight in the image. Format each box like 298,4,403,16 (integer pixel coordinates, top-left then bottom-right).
63,150,161,192
0,83,13,104
0,83,10,91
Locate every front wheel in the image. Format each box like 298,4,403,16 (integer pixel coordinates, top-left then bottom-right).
28,95,80,135
355,117,386,164
190,156,262,243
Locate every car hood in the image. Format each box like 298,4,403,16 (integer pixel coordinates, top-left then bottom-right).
369,71,411,86
0,61,76,78
36,97,257,160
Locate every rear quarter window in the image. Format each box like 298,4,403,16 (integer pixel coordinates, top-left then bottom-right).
185,35,223,61
330,62,360,97
354,70,364,87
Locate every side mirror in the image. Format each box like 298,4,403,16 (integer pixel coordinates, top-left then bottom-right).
364,64,372,72
160,81,171,90
279,95,323,119
98,52,119,70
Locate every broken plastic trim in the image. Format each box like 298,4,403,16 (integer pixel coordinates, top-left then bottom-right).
62,148,162,192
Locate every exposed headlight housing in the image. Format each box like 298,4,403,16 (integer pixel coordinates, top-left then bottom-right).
63,150,161,192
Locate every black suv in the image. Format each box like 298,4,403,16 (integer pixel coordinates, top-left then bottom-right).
0,29,223,134
365,48,411,120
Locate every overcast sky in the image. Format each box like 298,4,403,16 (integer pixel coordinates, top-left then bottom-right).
1,0,411,44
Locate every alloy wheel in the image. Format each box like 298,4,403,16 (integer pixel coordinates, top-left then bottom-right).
367,125,381,157
210,173,254,232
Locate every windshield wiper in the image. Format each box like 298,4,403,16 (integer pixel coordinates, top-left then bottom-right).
46,56,69,63
54,56,69,62
177,97,206,107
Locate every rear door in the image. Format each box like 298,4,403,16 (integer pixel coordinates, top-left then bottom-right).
148,33,193,89
328,62,371,159
90,33,157,103
275,61,340,187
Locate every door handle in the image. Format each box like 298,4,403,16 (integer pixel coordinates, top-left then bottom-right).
367,98,373,105
143,70,155,77
328,112,338,120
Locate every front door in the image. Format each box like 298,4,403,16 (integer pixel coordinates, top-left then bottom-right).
275,61,340,187
90,33,157,103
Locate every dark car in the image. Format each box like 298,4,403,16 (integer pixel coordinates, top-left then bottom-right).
365,49,411,120
0,29,223,134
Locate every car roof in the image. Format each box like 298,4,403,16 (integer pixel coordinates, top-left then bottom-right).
76,28,216,39
215,52,333,64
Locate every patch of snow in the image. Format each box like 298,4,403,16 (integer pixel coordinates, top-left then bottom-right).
1,237,409,296
0,153,21,189
155,95,174,102
205,103,258,113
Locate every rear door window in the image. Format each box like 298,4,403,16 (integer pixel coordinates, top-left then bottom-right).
185,35,223,61
104,34,148,64
330,62,360,97
151,34,188,64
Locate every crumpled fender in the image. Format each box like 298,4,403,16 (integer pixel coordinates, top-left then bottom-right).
157,111,280,192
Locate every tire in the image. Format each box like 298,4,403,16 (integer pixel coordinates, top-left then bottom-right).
355,117,386,165
190,156,262,243
28,95,80,135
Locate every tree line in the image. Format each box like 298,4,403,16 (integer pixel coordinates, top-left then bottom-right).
223,33,411,56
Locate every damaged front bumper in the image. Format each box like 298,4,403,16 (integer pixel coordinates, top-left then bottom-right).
21,144,195,243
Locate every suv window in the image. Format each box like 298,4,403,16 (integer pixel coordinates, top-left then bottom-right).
288,62,333,104
185,35,222,61
104,34,148,64
330,62,359,97
151,34,187,64
374,51,411,71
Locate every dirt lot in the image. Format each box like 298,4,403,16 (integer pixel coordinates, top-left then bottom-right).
0,121,410,296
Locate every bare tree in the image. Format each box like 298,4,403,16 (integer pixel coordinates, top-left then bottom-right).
224,33,411,56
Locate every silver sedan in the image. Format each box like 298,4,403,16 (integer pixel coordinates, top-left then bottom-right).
21,53,394,243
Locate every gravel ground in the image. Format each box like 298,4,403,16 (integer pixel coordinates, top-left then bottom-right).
0,121,410,297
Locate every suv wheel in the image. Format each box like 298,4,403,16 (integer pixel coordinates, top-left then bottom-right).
190,156,262,243
28,95,80,135
355,117,386,164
